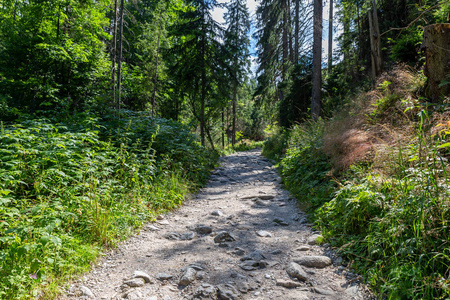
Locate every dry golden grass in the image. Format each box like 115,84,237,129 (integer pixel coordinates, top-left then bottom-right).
322,65,426,173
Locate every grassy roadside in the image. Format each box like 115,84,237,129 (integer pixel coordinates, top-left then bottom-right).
0,111,218,299
263,67,450,299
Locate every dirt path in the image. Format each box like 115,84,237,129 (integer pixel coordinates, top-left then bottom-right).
62,149,371,300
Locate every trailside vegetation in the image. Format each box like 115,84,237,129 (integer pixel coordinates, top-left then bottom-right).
263,67,450,299
0,112,218,299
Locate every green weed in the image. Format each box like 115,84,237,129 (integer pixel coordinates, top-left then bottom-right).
0,113,217,299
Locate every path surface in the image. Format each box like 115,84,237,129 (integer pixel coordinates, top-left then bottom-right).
63,149,371,300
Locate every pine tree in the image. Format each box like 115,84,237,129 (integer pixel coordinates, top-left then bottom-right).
224,0,251,147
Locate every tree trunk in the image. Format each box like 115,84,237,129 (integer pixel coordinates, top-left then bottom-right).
282,0,289,80
422,23,450,101
327,0,333,73
232,83,237,147
205,124,216,151
111,0,117,106
222,108,225,149
116,0,125,111
343,17,350,63
287,0,294,63
151,12,163,116
200,4,206,147
294,0,299,63
368,0,382,83
311,0,322,120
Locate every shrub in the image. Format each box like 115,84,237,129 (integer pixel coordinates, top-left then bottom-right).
0,113,217,299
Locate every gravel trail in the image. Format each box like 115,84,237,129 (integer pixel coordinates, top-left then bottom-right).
62,149,371,300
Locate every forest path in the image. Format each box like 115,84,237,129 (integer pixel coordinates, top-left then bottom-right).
62,149,371,300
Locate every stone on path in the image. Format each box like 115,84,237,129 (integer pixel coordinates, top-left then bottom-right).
254,199,267,206
240,250,265,262
146,225,161,231
296,246,310,251
273,217,289,226
133,270,153,283
256,230,272,237
211,210,223,216
294,256,332,268
307,234,323,245
124,278,146,287
156,273,173,280
192,224,213,235
258,195,275,200
276,279,302,288
312,287,334,295
179,267,197,286
217,284,239,300
214,231,237,243
164,232,180,240
80,286,95,298
180,232,196,240
286,262,308,281
157,220,170,226
239,260,268,271
193,283,217,299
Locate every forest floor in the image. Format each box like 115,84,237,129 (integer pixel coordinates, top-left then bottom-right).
60,149,373,300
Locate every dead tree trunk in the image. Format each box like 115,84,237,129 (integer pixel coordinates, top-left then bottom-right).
422,23,450,101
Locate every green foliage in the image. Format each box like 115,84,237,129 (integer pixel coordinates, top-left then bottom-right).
434,0,450,23
0,113,217,299
265,102,450,298
389,27,423,63
278,121,336,210
261,127,290,162
368,81,402,122
0,0,111,113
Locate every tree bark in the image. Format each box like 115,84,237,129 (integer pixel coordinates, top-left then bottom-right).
422,23,450,101
294,0,299,63
151,11,163,116
111,0,117,107
327,0,333,73
282,0,289,81
368,0,382,83
232,83,237,147
311,0,322,120
116,0,125,111
222,108,225,149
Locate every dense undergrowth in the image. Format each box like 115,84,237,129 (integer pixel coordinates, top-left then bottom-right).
0,111,218,299
263,67,450,299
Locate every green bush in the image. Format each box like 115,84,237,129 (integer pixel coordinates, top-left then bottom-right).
264,112,450,299
262,129,290,162
279,121,336,210
0,113,217,299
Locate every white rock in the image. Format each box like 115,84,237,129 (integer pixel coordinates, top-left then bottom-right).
80,286,95,298
256,230,272,237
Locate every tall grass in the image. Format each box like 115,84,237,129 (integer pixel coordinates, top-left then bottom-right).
0,113,217,299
